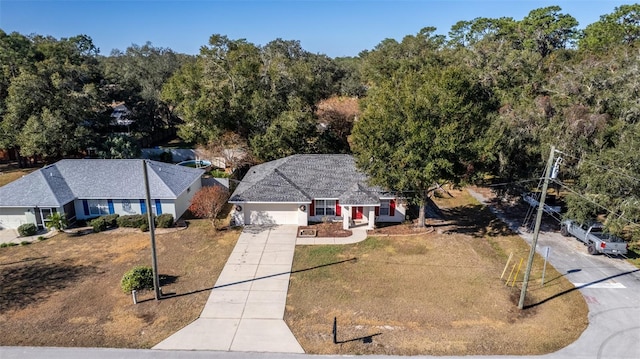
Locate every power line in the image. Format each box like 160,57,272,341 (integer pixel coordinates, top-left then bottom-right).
557,150,640,185
553,179,640,228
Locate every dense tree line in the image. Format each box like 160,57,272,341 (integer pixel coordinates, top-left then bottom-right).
0,33,189,164
2,5,640,240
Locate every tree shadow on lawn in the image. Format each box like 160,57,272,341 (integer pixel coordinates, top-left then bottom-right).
161,258,358,300
441,199,560,238
0,261,94,313
440,203,516,238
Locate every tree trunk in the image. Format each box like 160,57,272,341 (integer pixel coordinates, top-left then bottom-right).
417,191,427,227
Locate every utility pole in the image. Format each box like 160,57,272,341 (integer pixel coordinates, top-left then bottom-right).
142,160,161,300
518,145,556,309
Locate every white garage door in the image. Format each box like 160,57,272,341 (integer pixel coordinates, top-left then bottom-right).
0,208,30,229
246,203,299,225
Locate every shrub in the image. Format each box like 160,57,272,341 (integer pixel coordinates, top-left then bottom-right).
37,236,45,241
17,223,37,237
117,214,148,228
20,241,31,246
90,217,108,232
120,266,154,293
140,222,149,232
188,186,230,228
156,213,174,228
103,214,120,227
90,214,119,232
210,169,230,178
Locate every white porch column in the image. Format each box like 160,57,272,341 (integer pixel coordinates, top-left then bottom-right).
367,207,376,229
342,205,350,230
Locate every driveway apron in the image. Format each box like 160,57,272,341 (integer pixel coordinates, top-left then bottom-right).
153,225,304,353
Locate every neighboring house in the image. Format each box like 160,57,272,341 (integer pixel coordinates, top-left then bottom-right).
0,159,204,230
229,154,406,229
110,103,133,127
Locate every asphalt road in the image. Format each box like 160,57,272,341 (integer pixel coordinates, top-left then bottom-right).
2,190,639,359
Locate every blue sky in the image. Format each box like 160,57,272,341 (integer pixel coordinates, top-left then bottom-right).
0,1,637,58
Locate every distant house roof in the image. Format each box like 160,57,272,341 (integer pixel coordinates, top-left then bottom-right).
110,103,133,126
0,159,204,208
229,154,388,204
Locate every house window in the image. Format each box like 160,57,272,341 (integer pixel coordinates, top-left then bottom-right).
315,200,336,216
88,199,109,216
379,200,390,216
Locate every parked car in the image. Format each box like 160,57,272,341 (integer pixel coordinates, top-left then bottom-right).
560,219,628,256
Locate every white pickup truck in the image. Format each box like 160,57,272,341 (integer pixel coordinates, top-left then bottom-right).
560,219,628,256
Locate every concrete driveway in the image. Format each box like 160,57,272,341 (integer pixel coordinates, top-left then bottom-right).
0,228,19,243
0,227,53,245
153,225,304,353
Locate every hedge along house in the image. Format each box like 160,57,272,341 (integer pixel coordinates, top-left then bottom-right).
0,159,204,230
229,154,406,230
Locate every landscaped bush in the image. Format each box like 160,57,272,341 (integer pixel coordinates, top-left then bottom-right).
90,217,108,232
90,214,120,232
156,213,174,228
120,266,154,293
17,223,37,237
117,214,148,228
210,169,230,178
103,214,119,227
140,222,149,232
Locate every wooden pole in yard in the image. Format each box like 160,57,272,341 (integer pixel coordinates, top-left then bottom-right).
501,252,513,279
143,160,161,300
518,146,555,309
512,258,524,287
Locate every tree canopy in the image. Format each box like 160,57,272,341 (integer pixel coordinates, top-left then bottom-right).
3,5,640,240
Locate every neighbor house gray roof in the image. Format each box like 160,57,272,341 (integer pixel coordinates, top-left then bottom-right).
0,159,204,208
229,154,386,205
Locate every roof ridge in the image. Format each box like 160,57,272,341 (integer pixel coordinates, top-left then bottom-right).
40,166,67,206
273,168,311,200
36,169,56,206
146,161,183,197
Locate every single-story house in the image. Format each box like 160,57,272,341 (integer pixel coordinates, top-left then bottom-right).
229,154,406,229
0,159,204,230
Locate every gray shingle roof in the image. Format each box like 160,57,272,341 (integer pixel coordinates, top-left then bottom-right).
0,159,204,207
229,154,384,204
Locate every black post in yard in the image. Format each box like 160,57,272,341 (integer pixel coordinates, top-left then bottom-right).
333,317,338,344
143,160,161,300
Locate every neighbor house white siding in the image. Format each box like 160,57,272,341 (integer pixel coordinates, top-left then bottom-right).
376,199,406,223
174,177,202,220
0,207,31,229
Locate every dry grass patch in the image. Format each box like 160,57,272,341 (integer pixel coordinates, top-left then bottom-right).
0,219,240,348
285,188,588,355
0,166,37,187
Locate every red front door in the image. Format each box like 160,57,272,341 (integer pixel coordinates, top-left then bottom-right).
352,206,363,220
